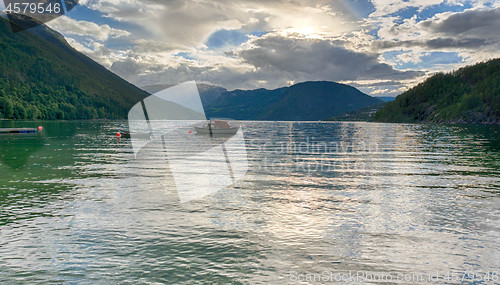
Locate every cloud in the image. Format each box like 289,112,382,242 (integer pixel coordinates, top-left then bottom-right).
344,79,418,97
47,16,130,41
49,0,500,97
372,7,500,72
238,34,423,82
375,8,500,49
66,37,126,67
109,57,143,75
374,37,488,50
106,33,423,92
80,0,359,47
369,0,446,18
423,7,500,38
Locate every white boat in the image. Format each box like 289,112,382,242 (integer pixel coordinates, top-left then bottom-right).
194,120,239,135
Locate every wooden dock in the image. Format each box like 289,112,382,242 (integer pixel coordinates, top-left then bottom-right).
0,128,37,134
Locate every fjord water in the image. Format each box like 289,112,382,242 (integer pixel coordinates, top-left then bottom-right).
0,121,499,284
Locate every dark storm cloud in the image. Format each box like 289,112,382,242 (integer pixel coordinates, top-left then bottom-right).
239,35,423,81
108,34,424,90
374,37,488,50
375,8,500,51
423,8,500,36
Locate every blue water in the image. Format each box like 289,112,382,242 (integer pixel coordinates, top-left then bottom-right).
0,121,499,284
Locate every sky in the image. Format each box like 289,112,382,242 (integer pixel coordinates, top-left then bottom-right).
3,0,500,96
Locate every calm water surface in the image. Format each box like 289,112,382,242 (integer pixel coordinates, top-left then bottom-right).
0,121,499,284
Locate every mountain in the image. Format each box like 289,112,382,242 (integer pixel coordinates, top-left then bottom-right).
205,87,287,120
0,17,149,120
373,58,500,124
376,96,396,102
142,83,227,108
325,103,386,121
205,81,383,121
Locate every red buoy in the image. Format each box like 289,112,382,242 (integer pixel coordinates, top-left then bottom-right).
38,126,43,131
188,130,192,134
117,132,122,138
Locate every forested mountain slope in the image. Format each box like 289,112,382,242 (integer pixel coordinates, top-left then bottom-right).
0,17,148,119
373,58,500,124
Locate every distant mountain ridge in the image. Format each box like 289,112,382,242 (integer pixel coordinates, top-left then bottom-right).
373,58,500,124
141,83,227,108
205,81,383,121
0,17,148,119
376,97,396,102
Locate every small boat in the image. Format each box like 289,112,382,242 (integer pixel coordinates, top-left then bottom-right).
117,131,152,139
194,120,239,135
